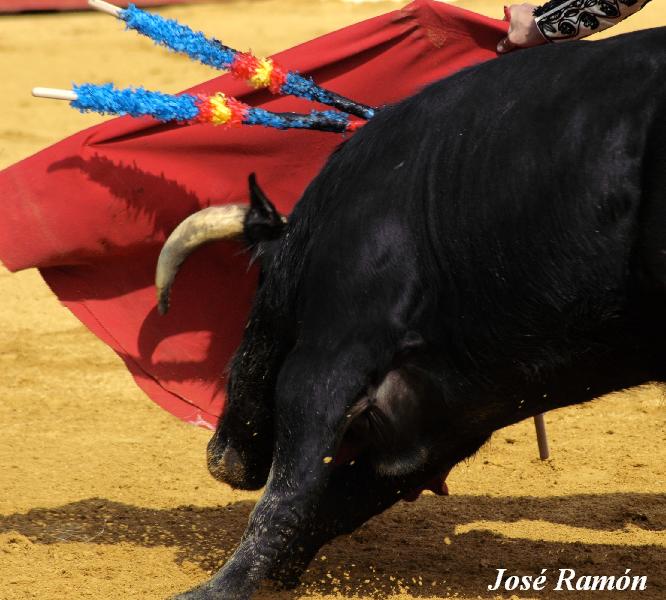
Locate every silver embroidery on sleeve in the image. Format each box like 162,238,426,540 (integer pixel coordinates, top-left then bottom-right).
534,0,651,42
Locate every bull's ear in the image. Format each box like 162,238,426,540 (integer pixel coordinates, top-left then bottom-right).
244,173,286,245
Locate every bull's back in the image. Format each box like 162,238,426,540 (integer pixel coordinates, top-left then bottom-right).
301,26,666,260
286,28,666,370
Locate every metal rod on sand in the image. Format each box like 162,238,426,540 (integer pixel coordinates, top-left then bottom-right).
534,413,550,460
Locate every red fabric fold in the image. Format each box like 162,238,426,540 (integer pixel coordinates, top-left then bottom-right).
0,0,506,428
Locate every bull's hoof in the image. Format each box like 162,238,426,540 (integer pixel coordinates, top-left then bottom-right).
170,588,212,600
169,583,216,600
266,565,302,590
266,545,316,590
170,581,240,600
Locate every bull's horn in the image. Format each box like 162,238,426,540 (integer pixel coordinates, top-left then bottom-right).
156,204,248,315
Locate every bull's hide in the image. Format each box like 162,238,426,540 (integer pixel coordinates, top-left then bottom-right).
0,0,505,428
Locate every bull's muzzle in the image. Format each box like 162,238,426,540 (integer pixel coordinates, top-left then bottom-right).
206,435,266,490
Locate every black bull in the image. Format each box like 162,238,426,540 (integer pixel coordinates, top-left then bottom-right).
172,28,665,599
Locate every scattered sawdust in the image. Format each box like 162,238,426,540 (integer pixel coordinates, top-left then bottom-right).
455,520,666,547
1,1,665,599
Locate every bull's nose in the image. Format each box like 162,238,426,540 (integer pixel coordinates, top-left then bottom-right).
205,432,271,490
207,443,246,485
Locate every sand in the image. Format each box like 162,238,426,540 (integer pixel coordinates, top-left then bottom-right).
0,1,664,599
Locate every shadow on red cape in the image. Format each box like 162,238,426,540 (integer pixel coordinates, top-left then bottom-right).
0,0,506,428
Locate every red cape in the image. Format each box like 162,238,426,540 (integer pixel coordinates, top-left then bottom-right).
0,0,506,429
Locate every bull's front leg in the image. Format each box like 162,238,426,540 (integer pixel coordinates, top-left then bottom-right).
173,345,374,600
267,430,489,588
265,460,405,587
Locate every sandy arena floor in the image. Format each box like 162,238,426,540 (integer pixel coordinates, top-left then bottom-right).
0,1,665,598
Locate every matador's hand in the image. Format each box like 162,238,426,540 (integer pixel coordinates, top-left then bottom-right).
497,4,547,53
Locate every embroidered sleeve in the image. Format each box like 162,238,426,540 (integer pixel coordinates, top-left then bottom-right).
534,0,651,42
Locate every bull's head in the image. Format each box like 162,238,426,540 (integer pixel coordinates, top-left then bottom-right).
156,174,287,489
157,174,492,600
